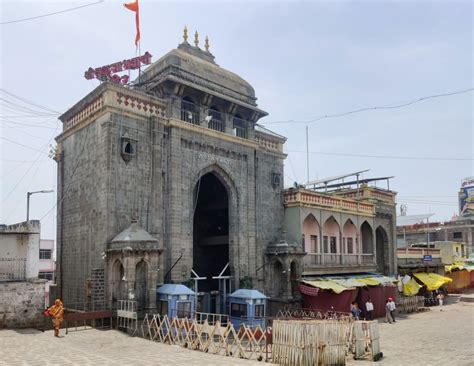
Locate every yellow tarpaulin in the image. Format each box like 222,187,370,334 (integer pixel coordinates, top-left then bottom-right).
413,273,453,291
445,262,474,273
302,280,350,294
355,277,381,286
402,278,422,296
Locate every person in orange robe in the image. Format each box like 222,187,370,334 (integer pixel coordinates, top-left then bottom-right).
47,299,64,337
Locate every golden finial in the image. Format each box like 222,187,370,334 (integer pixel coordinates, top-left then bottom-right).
183,25,188,43
194,30,199,47
205,36,209,52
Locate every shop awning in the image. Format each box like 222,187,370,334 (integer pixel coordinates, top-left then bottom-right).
413,273,453,291
445,263,474,273
301,279,351,294
301,275,398,294
402,278,422,296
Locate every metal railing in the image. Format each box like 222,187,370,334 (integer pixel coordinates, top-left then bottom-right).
165,308,230,326
303,253,322,266
343,254,359,265
361,253,374,264
0,258,26,281
180,99,200,125
233,117,248,139
208,109,224,132
303,253,374,267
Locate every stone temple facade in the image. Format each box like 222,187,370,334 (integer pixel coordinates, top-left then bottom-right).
55,34,290,312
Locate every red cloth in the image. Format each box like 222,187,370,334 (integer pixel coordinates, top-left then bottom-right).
356,286,397,319
302,288,357,313
298,282,320,297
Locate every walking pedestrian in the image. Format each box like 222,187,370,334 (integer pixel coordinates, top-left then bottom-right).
47,299,64,337
388,297,396,323
365,298,374,321
436,292,445,311
385,300,393,324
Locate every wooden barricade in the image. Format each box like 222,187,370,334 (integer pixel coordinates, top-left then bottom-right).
353,321,382,361
272,319,350,366
139,314,269,361
396,296,424,313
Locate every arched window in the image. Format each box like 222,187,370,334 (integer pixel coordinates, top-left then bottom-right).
124,142,133,155
181,96,199,124
361,221,374,265
207,106,224,132
302,214,320,266
323,216,340,265
233,114,248,139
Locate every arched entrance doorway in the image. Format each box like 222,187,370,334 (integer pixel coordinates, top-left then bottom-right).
135,260,148,310
272,260,285,298
111,260,125,303
193,172,230,313
376,227,389,274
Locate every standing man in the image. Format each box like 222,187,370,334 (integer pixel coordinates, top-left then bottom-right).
388,297,396,323
365,298,374,320
385,299,393,324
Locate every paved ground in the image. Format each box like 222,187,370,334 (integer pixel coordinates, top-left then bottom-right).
0,327,263,366
347,292,474,366
1,293,473,365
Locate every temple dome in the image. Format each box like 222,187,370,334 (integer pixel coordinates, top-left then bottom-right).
140,42,258,107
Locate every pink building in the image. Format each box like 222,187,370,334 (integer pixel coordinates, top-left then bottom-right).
39,239,55,281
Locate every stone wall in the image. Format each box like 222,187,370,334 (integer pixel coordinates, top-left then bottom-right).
0,280,46,329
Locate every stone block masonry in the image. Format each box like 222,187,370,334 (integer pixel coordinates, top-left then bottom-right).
0,279,46,329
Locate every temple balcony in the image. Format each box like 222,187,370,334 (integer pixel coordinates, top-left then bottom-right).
332,186,396,205
284,188,375,216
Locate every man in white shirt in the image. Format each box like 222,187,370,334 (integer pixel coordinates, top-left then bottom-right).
365,298,374,320
388,297,396,323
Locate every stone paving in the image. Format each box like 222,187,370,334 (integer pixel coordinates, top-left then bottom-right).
0,327,263,366
347,293,474,366
1,293,473,365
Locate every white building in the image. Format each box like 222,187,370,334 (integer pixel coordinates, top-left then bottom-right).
0,221,40,280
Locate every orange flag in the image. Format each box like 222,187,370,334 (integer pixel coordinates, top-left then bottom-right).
123,0,140,46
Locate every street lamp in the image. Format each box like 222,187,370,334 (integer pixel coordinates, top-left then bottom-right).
27,190,54,222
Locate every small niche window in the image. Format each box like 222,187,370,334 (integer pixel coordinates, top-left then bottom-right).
121,134,136,162
271,172,281,188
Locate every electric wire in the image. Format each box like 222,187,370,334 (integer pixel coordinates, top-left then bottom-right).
286,149,472,162
0,1,105,25
0,137,50,155
1,129,57,206
265,88,474,125
0,89,60,114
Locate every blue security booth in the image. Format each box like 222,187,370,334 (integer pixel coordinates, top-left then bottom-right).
156,284,196,318
228,289,267,328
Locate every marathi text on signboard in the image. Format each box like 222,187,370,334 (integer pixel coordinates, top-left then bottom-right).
84,52,152,85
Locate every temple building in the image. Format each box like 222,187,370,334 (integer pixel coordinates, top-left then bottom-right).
55,30,287,312
54,30,397,315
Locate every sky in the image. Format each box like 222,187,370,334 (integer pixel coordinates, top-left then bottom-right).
0,0,472,241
